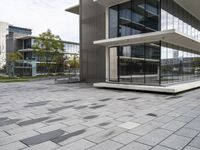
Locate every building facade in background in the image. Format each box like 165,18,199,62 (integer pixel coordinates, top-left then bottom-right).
0,21,80,76
0,22,9,69
0,22,32,69
66,0,200,87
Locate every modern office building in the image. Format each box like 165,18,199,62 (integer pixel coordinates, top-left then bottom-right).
0,22,32,69
8,36,79,76
66,0,200,93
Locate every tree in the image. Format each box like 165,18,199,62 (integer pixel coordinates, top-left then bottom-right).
68,55,80,69
7,52,23,62
7,52,23,77
33,29,64,75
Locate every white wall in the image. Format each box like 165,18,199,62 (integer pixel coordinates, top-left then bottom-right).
0,22,9,69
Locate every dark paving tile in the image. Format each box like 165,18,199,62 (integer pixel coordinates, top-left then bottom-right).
21,129,65,146
18,117,50,126
0,119,20,126
52,129,86,143
128,97,140,100
48,105,74,113
99,122,111,126
0,119,20,127
99,98,111,102
64,99,81,104
105,131,115,137
146,113,158,117
0,117,8,121
83,115,99,120
74,106,88,110
25,101,50,108
0,110,11,113
90,105,106,109
46,118,65,123
117,98,125,100
166,95,183,100
91,103,98,105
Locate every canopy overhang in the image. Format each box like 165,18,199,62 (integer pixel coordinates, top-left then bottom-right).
65,4,79,15
94,29,200,53
94,0,200,21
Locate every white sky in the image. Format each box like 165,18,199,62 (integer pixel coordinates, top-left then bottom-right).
0,0,79,43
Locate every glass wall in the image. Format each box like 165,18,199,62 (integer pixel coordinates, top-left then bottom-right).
161,42,200,84
109,0,160,38
108,42,200,86
108,42,160,85
161,0,200,41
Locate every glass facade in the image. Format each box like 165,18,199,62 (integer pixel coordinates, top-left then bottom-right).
109,42,160,85
107,0,200,86
109,0,160,38
161,42,200,84
108,42,200,85
161,0,200,40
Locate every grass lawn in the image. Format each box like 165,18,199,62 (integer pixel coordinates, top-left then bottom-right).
0,77,29,83
0,74,66,83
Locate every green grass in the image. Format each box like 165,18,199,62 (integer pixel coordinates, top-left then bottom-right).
0,78,29,83
0,74,65,83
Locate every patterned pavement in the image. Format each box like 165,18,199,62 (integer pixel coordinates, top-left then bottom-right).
0,80,200,150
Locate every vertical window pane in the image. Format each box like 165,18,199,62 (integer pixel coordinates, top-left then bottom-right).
119,2,132,37
109,6,118,38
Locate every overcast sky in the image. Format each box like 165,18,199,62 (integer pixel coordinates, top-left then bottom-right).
0,0,79,42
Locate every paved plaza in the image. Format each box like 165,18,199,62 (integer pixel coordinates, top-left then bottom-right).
0,80,200,150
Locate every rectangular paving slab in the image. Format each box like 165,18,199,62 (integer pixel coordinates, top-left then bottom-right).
20,129,65,146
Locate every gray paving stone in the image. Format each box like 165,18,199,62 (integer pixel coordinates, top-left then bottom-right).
0,130,39,146
189,137,200,149
175,128,199,138
23,141,59,150
7,123,46,135
56,139,95,150
52,129,86,144
25,101,50,108
0,131,8,138
54,127,104,146
184,146,200,150
18,117,50,126
151,145,174,150
1,80,200,150
0,141,27,150
186,117,200,131
112,132,139,144
86,127,126,143
48,105,74,113
155,115,175,123
88,140,122,150
129,121,164,136
161,134,192,150
175,116,194,123
119,141,152,150
137,129,173,146
35,123,66,133
161,120,186,131
0,119,20,127
21,129,65,146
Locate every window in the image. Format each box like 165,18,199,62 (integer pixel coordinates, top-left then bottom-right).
109,0,160,38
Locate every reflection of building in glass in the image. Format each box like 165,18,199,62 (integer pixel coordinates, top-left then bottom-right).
66,0,200,88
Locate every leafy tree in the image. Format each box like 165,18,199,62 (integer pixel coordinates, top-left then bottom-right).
7,52,23,77
7,52,23,62
33,29,64,75
68,55,80,68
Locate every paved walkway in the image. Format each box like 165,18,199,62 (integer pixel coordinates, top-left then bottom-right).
0,80,200,150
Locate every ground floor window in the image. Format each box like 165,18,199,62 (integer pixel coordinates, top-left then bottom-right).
108,42,200,85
